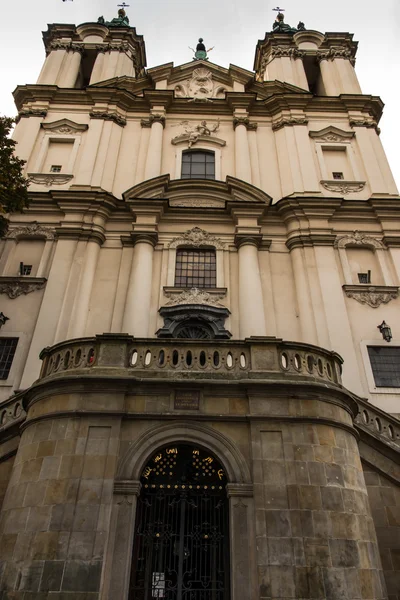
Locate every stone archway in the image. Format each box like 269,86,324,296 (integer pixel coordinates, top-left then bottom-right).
102,422,256,600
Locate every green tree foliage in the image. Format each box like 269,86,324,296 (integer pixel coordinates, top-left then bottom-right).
0,116,29,237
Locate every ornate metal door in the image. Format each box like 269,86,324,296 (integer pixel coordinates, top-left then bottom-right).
130,444,230,600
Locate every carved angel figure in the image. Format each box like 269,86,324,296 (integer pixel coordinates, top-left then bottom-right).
172,119,220,148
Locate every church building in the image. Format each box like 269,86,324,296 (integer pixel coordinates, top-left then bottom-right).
0,8,399,599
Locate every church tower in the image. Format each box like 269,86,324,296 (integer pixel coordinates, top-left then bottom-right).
0,9,399,600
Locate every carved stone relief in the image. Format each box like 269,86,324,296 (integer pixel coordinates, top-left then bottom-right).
27,173,74,187
89,111,126,127
272,117,308,131
174,68,227,101
343,285,399,308
41,119,88,135
164,288,226,308
334,231,385,250
7,222,56,241
309,126,355,143
0,277,47,299
171,120,222,148
169,227,225,249
321,181,365,194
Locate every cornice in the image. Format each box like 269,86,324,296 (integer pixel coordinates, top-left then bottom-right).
54,226,106,245
286,234,337,250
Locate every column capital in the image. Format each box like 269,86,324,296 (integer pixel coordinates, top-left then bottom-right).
114,480,142,496
131,232,158,247
317,48,355,66
141,114,166,129
233,117,258,131
234,233,263,249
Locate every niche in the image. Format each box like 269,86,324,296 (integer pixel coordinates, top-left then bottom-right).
346,247,384,286
322,146,353,180
75,49,97,88
43,139,74,173
303,55,326,96
8,239,46,277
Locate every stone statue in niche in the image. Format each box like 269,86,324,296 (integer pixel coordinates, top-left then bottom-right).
174,68,227,101
172,119,220,148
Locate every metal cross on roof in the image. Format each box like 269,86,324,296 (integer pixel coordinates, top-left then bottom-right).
118,2,130,8
272,6,285,12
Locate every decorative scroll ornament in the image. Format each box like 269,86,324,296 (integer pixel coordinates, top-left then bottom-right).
349,118,380,134
343,286,399,308
16,108,48,122
321,180,365,194
172,120,221,148
7,222,55,241
233,117,258,131
169,227,225,249
27,173,73,187
165,288,226,307
0,278,47,299
272,117,308,131
334,231,385,250
174,68,227,101
89,111,126,127
317,47,355,65
270,47,305,59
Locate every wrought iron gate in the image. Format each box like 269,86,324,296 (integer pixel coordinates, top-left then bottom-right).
130,444,230,600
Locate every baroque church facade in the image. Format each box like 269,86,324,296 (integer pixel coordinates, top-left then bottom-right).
0,8,399,599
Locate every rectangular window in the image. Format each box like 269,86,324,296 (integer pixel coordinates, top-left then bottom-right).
367,346,400,387
358,271,371,284
175,249,216,288
332,172,344,180
19,263,32,276
181,151,215,180
50,165,62,173
0,338,18,380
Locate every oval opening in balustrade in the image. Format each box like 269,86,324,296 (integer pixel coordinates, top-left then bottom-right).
388,425,394,439
226,352,233,368
199,351,206,367
317,359,324,376
186,351,193,367
131,351,138,366
1,411,6,425
326,362,332,379
172,350,179,366
307,355,314,373
87,348,95,365
281,353,288,370
48,357,54,374
159,350,165,366
362,410,369,424
213,351,220,367
74,349,82,367
240,353,246,368
145,351,152,366
294,354,301,371
63,351,70,370
375,418,382,432
54,354,60,370
14,404,22,418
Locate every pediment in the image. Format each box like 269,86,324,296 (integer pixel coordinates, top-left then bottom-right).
41,118,88,134
123,175,272,208
309,126,355,143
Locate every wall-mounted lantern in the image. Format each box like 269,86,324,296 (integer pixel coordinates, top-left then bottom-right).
377,320,392,343
0,313,9,329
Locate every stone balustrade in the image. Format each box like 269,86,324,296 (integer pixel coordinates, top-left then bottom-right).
354,395,400,449
0,392,26,435
37,334,343,386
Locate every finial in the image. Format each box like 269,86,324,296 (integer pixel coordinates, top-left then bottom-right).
189,38,214,61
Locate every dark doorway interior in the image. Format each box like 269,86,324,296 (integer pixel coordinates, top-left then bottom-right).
130,444,230,600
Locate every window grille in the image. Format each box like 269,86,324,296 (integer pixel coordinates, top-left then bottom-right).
50,165,62,173
358,271,371,284
19,264,32,276
181,150,215,180
175,249,216,288
367,346,400,387
332,171,344,180
0,338,18,380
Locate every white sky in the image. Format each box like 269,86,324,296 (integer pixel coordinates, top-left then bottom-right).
1,0,399,188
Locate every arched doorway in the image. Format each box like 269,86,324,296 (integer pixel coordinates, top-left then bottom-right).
129,443,230,599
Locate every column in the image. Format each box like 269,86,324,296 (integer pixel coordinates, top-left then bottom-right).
12,115,44,165
36,48,67,84
58,46,83,87
68,235,103,339
90,49,106,84
122,234,157,336
143,113,165,180
289,244,319,345
318,56,339,96
234,116,255,183
355,126,386,193
235,235,267,338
